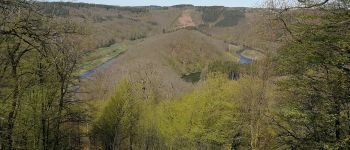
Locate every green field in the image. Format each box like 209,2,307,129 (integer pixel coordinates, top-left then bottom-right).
79,43,127,74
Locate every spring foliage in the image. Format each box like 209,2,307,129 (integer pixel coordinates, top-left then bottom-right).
91,73,275,149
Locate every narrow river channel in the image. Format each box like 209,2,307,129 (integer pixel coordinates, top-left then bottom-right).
79,58,116,79
80,45,254,79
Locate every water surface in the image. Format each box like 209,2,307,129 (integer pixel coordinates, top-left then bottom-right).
79,58,116,79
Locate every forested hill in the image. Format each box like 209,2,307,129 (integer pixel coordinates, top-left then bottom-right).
36,1,272,54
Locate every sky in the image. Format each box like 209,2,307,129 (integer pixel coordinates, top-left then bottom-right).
45,0,263,7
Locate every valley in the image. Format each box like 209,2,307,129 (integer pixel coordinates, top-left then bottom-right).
1,1,349,150
74,5,268,101
71,3,270,99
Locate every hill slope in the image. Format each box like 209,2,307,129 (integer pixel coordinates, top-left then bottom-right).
39,2,278,100
81,29,235,100
40,3,278,52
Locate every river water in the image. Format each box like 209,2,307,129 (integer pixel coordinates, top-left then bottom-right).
79,58,116,79
236,48,253,65
80,46,253,79
239,54,252,64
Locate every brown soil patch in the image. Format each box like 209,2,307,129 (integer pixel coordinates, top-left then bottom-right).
177,10,195,28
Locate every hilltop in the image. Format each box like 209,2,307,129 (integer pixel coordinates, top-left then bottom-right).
38,2,275,51
80,29,237,100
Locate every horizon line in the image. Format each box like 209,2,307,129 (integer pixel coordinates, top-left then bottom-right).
39,1,261,8
38,0,261,8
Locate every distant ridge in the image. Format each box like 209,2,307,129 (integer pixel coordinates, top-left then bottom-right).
38,2,257,9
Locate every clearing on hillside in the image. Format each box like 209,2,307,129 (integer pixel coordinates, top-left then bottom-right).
176,10,196,28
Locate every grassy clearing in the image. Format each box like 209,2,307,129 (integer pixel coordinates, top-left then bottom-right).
228,44,243,54
223,52,240,63
241,49,265,60
227,44,242,61
79,43,127,74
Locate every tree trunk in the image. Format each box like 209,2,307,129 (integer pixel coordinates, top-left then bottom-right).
54,79,65,150
129,136,133,150
6,65,19,150
335,99,341,140
41,103,48,150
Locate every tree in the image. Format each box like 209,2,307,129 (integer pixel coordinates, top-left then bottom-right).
91,79,144,150
0,1,85,149
155,73,240,149
268,0,350,149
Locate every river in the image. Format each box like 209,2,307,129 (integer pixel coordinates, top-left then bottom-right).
80,44,254,79
236,49,253,65
79,58,116,79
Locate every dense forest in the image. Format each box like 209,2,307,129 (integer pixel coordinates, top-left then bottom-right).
0,0,349,150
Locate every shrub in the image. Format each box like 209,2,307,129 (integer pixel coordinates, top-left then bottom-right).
206,61,240,80
129,32,147,41
97,39,116,48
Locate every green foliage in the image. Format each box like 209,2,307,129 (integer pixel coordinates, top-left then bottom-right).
274,7,350,149
2,1,348,150
91,73,275,149
91,79,164,149
198,7,245,26
0,1,86,149
215,9,245,27
158,73,239,149
98,39,116,48
181,72,201,83
91,79,141,149
129,32,147,41
207,61,240,75
198,6,225,23
79,43,126,75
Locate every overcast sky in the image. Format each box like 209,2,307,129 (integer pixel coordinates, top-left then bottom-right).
43,0,263,7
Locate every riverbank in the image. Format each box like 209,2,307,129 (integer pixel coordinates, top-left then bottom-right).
228,44,264,64
79,43,127,78
241,49,265,60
